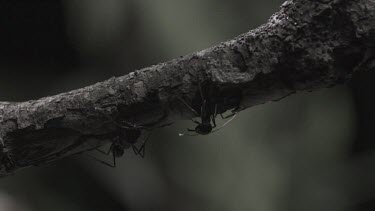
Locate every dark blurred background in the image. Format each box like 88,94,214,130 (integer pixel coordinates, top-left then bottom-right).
0,0,373,211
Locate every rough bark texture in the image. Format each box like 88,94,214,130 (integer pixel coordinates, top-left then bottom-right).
0,0,374,176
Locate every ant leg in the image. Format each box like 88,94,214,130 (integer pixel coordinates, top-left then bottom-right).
211,115,217,129
132,144,140,156
198,82,205,101
95,142,114,155
198,83,209,122
214,104,218,118
112,152,116,167
95,148,109,155
211,104,217,128
132,144,145,158
87,153,115,168
192,119,201,124
139,145,145,158
201,99,207,121
133,133,151,158
221,112,237,119
198,83,209,125
178,97,199,116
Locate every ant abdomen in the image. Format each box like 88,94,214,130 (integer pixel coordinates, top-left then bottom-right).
118,127,141,144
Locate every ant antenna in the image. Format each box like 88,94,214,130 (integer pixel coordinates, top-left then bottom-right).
178,133,200,137
177,97,199,116
86,153,116,168
211,113,237,133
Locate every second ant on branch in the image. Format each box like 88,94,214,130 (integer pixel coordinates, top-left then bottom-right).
91,120,149,167
92,114,172,167
178,82,238,136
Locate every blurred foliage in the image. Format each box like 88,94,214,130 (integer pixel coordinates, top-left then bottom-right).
0,0,373,211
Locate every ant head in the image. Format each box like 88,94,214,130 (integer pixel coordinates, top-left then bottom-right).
195,124,212,135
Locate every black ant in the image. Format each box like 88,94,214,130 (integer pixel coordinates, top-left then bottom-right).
92,118,173,167
91,121,150,167
178,83,237,136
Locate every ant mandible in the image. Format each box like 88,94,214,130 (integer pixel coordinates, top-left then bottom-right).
178,83,237,136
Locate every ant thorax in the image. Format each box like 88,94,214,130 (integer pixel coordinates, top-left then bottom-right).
118,126,142,145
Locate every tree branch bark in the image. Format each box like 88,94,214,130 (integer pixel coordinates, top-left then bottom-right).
0,0,374,176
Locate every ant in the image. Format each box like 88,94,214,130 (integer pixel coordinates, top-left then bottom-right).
92,118,172,168
91,121,150,168
178,83,237,136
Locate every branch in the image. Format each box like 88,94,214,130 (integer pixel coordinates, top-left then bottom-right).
0,0,374,176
